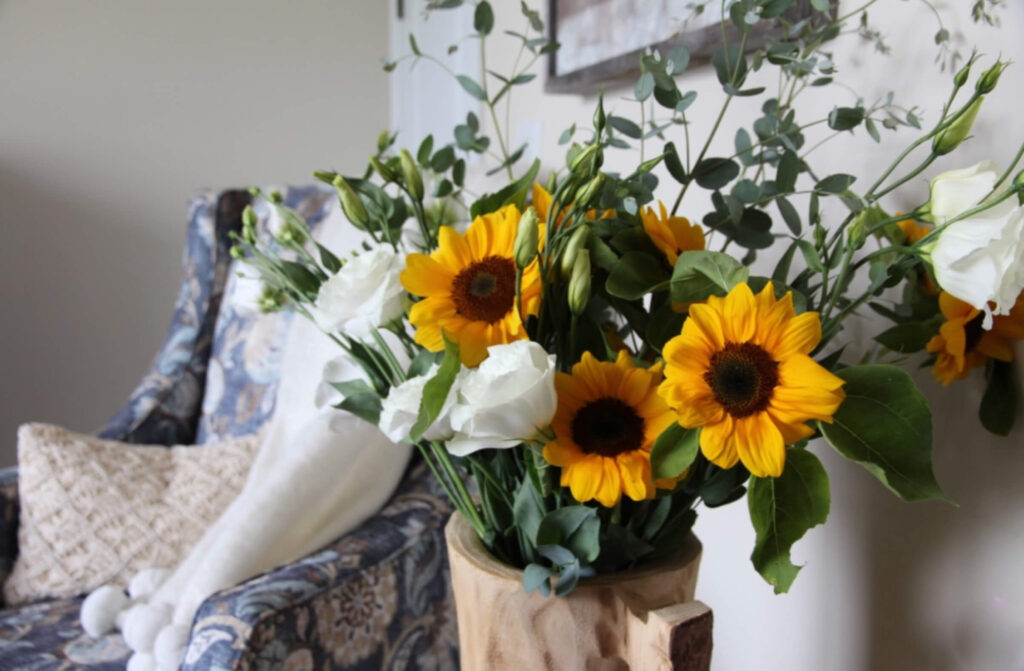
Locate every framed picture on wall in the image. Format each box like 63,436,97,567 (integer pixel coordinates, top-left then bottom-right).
546,0,814,92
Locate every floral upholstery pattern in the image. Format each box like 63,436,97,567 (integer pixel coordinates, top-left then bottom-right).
0,187,459,670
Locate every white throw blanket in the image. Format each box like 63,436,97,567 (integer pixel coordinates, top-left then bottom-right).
80,203,412,671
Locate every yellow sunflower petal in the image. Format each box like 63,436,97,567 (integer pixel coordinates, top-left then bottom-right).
543,439,583,467
617,451,654,502
401,253,454,297
699,416,740,470
685,303,727,350
721,281,757,342
777,354,845,391
773,311,823,359
564,457,603,503
436,225,473,268
734,414,785,478
594,458,623,507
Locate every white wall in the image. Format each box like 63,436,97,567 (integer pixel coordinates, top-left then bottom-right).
392,2,1024,669
0,0,389,465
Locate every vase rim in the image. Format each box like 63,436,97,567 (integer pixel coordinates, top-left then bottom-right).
444,511,702,589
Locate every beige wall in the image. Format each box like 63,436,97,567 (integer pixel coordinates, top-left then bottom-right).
394,1,1024,669
0,0,389,465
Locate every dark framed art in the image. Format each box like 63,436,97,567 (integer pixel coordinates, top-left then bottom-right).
546,0,814,93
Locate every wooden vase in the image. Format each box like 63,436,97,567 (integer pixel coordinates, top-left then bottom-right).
444,513,712,671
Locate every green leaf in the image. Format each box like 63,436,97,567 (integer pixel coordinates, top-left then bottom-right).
693,157,740,189
416,135,434,166
810,0,831,11
816,174,856,194
776,151,800,193
650,424,700,480
470,158,540,218
777,197,802,235
606,251,667,300
749,448,831,594
828,106,866,131
711,44,747,87
635,72,655,101
279,260,322,296
537,506,601,563
795,239,824,273
316,242,342,273
430,145,456,172
456,74,487,101
410,335,461,441
338,392,383,426
609,115,643,139
819,364,948,502
670,250,750,303
664,142,688,184
513,478,545,551
409,33,422,56
474,1,494,35
980,360,1018,436
523,563,553,596
874,323,934,353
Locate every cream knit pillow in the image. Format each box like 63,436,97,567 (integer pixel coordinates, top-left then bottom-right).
3,423,259,606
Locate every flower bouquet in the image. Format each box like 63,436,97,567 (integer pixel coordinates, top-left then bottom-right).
234,0,1020,665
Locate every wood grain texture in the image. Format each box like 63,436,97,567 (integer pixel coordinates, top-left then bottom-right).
445,513,713,671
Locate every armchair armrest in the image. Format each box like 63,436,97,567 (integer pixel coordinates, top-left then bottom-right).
180,460,459,671
0,467,20,592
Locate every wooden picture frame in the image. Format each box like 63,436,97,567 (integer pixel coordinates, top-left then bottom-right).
546,0,814,93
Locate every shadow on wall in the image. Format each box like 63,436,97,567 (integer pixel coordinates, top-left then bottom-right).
0,161,180,466
860,363,1024,671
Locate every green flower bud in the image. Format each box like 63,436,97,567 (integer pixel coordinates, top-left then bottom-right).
954,61,972,88
514,207,541,269
229,244,245,260
574,173,606,209
257,286,287,313
569,144,602,175
568,250,591,316
813,222,826,249
333,176,369,229
933,97,984,156
560,225,590,279
399,148,424,200
1016,170,1024,205
976,61,1005,94
241,205,258,244
593,94,606,134
268,189,284,204
377,130,393,153
369,155,396,183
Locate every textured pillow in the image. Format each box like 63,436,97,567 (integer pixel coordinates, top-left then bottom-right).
3,423,258,605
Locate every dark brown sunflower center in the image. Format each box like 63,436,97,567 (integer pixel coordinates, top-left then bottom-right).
963,312,986,354
704,342,779,418
571,398,645,457
451,255,516,323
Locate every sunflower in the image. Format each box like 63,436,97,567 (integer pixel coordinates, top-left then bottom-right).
658,281,845,478
543,351,676,507
400,204,543,367
640,201,706,265
926,291,1024,385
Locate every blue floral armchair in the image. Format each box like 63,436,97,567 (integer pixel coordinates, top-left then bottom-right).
0,188,458,671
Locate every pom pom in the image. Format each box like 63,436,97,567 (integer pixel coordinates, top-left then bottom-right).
80,585,130,637
154,624,189,671
128,568,171,600
122,602,172,653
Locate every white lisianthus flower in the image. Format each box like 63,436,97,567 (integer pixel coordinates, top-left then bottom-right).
378,365,455,443
447,340,557,457
312,247,406,340
929,161,1024,329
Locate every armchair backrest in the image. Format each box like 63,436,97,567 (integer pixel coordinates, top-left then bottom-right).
194,186,335,444
100,186,337,447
